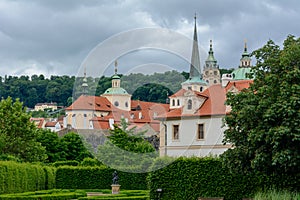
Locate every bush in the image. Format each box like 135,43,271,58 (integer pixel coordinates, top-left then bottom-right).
52,160,79,167
148,157,267,200
80,158,103,167
0,161,55,194
55,166,148,190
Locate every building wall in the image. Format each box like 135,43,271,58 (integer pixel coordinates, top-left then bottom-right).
102,94,131,111
159,116,229,157
64,110,109,129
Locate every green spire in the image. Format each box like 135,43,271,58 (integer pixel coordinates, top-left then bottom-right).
189,13,201,79
207,40,217,62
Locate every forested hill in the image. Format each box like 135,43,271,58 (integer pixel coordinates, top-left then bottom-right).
0,69,233,108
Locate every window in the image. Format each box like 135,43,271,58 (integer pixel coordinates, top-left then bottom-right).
173,125,179,140
172,99,175,106
214,80,217,84
114,101,119,106
125,102,128,107
197,124,204,139
188,86,192,90
177,99,180,106
187,99,192,110
214,71,218,75
200,87,203,92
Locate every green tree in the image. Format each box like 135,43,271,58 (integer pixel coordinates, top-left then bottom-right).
0,97,47,162
60,132,93,162
222,35,300,189
37,129,67,163
97,119,157,172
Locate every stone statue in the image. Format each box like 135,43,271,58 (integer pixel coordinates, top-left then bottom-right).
112,171,119,185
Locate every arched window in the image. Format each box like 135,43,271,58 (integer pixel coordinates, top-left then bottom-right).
187,99,192,110
200,87,203,92
125,102,128,107
177,99,180,106
172,99,175,106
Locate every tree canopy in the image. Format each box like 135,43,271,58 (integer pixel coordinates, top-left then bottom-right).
0,97,47,162
222,35,300,190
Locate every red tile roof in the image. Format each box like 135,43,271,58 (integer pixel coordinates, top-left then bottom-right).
225,80,253,92
45,121,58,127
65,95,113,111
157,82,251,119
30,118,44,128
91,100,169,132
170,88,207,98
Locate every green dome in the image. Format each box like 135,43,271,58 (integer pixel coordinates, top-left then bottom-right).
182,77,208,85
232,67,252,80
112,74,120,79
104,87,129,95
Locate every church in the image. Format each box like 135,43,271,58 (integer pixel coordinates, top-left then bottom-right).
156,16,253,157
64,15,253,157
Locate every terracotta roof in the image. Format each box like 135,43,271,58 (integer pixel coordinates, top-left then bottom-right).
91,100,169,132
30,118,45,128
169,88,207,98
45,121,58,127
225,80,253,92
158,84,226,119
65,95,113,111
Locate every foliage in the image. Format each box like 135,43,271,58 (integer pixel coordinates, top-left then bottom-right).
219,68,234,76
0,161,55,194
132,83,172,103
222,35,300,190
80,157,103,167
0,189,86,200
254,189,299,200
0,97,47,162
97,119,158,172
60,132,94,162
37,129,67,163
148,157,270,200
52,160,79,167
55,166,148,190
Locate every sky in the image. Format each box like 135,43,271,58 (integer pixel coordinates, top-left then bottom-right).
0,0,299,78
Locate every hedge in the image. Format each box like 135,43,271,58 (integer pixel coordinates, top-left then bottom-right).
55,166,148,190
52,160,79,167
0,189,86,200
0,161,56,194
148,157,268,200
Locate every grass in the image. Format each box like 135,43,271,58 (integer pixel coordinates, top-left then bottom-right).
254,189,299,200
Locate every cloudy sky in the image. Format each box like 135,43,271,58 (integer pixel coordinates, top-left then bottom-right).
0,0,299,77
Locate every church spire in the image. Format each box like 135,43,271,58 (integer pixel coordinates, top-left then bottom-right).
82,66,88,95
240,40,251,68
206,40,217,63
189,13,201,79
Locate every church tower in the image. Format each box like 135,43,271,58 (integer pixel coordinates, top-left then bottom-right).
102,61,131,111
181,14,208,92
202,40,221,85
240,40,251,67
81,66,88,95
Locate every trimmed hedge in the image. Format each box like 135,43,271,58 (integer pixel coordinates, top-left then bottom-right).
148,157,268,200
0,161,56,194
52,160,79,167
78,190,149,199
55,166,148,190
0,189,86,200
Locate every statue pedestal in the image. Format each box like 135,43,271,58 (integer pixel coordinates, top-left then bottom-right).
111,184,121,194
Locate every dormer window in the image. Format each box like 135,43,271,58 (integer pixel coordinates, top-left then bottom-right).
187,99,192,110
172,99,175,106
177,99,180,106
